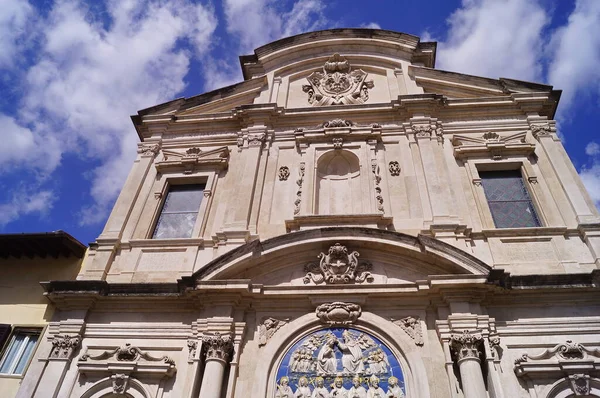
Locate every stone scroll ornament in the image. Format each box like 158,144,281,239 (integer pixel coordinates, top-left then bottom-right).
302,53,374,106
79,343,175,365
274,327,406,397
303,243,374,284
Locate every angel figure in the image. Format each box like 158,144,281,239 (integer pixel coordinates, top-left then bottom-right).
295,376,312,398
312,376,330,398
366,375,385,398
330,376,348,398
386,377,404,398
348,375,367,398
276,377,295,398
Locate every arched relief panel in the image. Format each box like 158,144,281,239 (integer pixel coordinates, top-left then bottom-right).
80,376,150,398
545,377,600,398
250,311,431,398
316,150,361,215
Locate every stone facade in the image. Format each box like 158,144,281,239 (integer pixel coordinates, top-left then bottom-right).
17,29,600,398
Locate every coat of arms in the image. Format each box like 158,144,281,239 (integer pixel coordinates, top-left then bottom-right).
302,54,374,106
304,243,374,284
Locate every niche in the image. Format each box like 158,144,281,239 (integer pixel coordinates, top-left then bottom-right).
316,150,361,215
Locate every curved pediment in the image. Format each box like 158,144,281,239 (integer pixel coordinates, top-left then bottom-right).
185,228,491,287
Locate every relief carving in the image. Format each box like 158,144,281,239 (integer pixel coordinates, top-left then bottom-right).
294,162,305,215
187,339,197,362
258,317,288,347
248,132,267,147
514,340,595,364
372,161,384,213
303,243,374,284
302,53,374,106
79,343,175,365
315,302,362,326
202,332,234,362
413,124,432,138
530,123,552,139
139,143,161,156
388,161,400,176
278,166,290,181
323,119,354,128
570,374,591,396
332,137,344,149
392,316,424,346
185,147,202,156
50,334,81,359
450,330,483,361
482,132,500,141
111,374,129,394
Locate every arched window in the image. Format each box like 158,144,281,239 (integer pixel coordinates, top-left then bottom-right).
316,150,361,215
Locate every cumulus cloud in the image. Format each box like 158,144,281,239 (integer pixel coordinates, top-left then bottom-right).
435,0,549,82
1,0,218,226
0,0,34,68
547,0,600,114
0,189,56,227
360,22,381,29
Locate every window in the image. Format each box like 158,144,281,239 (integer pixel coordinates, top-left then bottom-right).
152,184,205,239
0,328,41,375
480,170,541,228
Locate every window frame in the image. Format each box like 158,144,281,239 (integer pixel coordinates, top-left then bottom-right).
151,183,207,240
0,326,44,378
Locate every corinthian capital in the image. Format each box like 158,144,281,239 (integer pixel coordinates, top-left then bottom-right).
50,334,81,360
202,332,233,362
450,330,483,361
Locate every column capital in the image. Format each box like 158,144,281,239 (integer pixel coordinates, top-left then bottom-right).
49,334,81,360
202,332,233,363
450,330,483,362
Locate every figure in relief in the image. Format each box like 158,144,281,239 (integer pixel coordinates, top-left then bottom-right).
366,376,385,398
276,377,294,398
294,377,312,398
348,376,367,398
339,330,365,373
386,377,404,398
365,348,389,374
331,376,348,397
312,376,330,398
317,334,338,374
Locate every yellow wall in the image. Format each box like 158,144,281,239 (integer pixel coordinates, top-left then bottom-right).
0,254,83,397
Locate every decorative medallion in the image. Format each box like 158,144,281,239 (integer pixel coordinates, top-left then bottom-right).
316,302,362,326
389,161,400,176
278,166,290,181
304,243,374,285
112,374,129,394
274,328,405,396
302,54,374,106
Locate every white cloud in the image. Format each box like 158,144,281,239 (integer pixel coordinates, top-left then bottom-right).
0,189,55,227
360,22,381,29
0,0,218,226
547,0,600,114
586,142,600,156
0,0,34,68
435,0,549,82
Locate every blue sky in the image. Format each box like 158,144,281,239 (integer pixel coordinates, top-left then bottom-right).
1,0,599,245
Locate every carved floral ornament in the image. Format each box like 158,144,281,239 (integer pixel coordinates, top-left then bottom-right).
389,161,400,176
50,334,81,359
302,53,374,106
278,166,290,181
202,332,234,362
303,243,374,284
315,302,362,326
450,330,483,361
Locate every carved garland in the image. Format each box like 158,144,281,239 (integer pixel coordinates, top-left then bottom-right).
372,161,384,213
388,161,400,176
294,163,305,215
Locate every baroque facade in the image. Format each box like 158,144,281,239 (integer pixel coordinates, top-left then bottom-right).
15,29,600,398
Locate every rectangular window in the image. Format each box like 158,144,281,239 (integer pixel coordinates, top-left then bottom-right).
0,328,41,375
480,170,541,228
152,184,205,239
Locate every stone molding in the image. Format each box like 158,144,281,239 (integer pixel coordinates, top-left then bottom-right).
315,302,361,326
452,131,533,160
202,332,234,362
450,330,483,362
392,316,424,346
49,334,81,360
258,317,288,347
155,146,229,174
303,243,374,284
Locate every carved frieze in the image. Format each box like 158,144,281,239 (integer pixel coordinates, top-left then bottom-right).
514,340,594,365
79,343,175,365
303,243,374,284
315,302,362,326
392,316,424,346
450,330,483,361
278,166,290,181
50,334,81,359
202,332,234,362
294,163,305,215
388,161,400,176
302,53,374,106
323,119,354,128
258,317,288,347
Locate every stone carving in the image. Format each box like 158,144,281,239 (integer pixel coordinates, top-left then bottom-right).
275,376,294,398
294,162,305,215
187,339,197,362
248,132,266,147
139,143,160,156
450,330,483,361
333,137,344,149
413,124,432,138
372,162,384,213
185,147,202,156
387,376,405,397
570,374,591,396
111,374,129,394
259,317,288,347
236,135,244,150
303,243,374,284
489,335,501,358
367,375,386,397
514,340,597,364
50,334,81,359
278,166,290,181
202,332,233,362
392,316,424,346
315,302,362,326
530,123,552,139
302,53,374,106
388,161,400,176
79,343,175,365
482,132,500,141
323,119,354,128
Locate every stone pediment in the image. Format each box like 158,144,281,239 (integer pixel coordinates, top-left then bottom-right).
452,131,535,159
155,146,229,174
183,228,492,288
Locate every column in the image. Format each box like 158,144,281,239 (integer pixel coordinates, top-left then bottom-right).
198,332,233,398
450,330,486,398
30,335,81,398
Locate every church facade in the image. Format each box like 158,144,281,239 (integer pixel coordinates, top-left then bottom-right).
16,29,600,398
